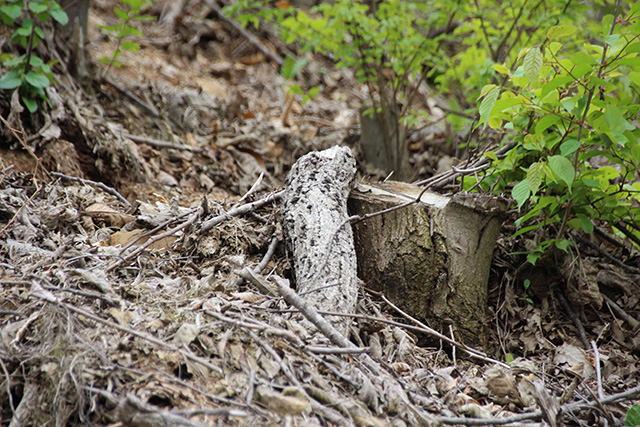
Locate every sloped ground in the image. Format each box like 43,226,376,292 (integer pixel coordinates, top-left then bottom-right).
1,1,639,426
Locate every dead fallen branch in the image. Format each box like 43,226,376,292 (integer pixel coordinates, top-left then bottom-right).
274,275,438,426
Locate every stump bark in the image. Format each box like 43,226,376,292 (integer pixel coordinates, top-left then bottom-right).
348,181,506,346
283,146,358,336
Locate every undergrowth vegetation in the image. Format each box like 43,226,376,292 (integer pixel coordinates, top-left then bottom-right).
0,0,67,112
226,0,640,264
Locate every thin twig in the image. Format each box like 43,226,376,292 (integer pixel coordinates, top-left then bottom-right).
50,171,132,209
0,357,15,415
234,236,280,290
201,191,283,234
603,294,640,329
100,76,160,117
578,237,640,274
305,345,368,355
590,340,604,400
275,276,351,348
555,290,590,350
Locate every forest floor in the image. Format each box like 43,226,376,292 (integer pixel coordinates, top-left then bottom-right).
1,0,639,426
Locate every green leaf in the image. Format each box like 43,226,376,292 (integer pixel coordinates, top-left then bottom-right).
479,87,500,125
571,51,597,66
114,8,130,20
99,24,121,33
555,239,572,252
535,115,560,135
484,151,498,161
527,162,543,194
281,56,308,80
547,25,576,40
560,139,581,156
28,2,49,14
0,70,23,89
527,252,542,265
492,64,510,75
479,84,496,98
29,55,44,67
626,404,640,426
121,40,140,52
50,3,68,25
24,70,49,88
626,43,640,54
548,42,562,56
120,25,142,37
631,145,640,164
513,179,531,210
604,34,620,48
523,47,542,83
1,4,21,21
540,75,572,99
134,15,156,21
578,215,594,233
549,155,575,189
22,96,38,113
561,99,574,114
604,105,624,135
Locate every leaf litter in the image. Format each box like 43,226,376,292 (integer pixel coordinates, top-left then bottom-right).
1,0,640,425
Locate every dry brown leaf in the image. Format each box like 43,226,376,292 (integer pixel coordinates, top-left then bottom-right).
231,291,265,304
553,343,595,378
484,366,521,404
193,76,227,97
110,229,145,247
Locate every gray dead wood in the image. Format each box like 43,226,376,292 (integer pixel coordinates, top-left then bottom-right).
283,146,358,336
349,181,506,347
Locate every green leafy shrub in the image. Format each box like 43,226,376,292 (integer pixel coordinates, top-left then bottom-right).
280,55,319,105
478,5,640,262
0,0,68,112
97,0,155,78
225,0,438,178
227,0,639,260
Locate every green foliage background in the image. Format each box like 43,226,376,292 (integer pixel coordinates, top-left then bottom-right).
227,0,640,261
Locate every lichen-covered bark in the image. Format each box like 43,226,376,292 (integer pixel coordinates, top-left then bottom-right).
283,146,358,336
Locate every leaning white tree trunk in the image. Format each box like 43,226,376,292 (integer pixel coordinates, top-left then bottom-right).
283,146,358,336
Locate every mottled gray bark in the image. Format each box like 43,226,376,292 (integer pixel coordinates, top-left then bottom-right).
283,146,358,336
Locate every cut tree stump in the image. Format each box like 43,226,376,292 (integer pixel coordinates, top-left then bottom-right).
283,146,358,336
348,181,507,347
